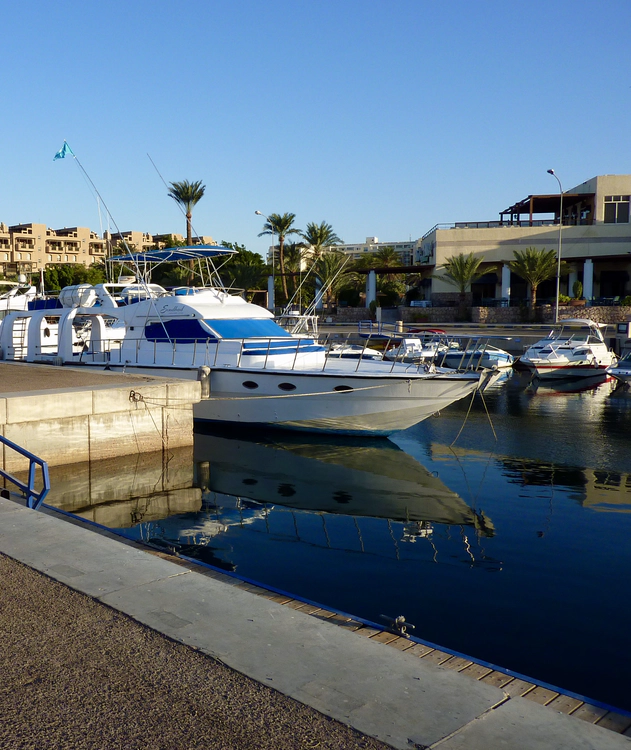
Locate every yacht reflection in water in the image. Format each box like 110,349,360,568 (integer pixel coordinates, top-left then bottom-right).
44,428,497,571
194,427,495,531
134,427,498,571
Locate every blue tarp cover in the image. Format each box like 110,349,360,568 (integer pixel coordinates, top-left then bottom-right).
205,319,292,339
144,319,217,342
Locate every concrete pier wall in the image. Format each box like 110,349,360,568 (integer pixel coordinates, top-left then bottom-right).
0,366,200,472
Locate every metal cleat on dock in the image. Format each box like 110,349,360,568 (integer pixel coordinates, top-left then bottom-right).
380,614,415,637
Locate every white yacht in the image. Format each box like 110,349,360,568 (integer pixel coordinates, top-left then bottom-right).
518,319,617,379
0,246,492,436
0,281,38,318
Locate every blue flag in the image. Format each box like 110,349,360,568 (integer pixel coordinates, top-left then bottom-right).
54,141,74,160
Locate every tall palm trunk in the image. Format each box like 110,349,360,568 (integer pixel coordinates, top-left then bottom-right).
186,210,194,283
278,236,288,301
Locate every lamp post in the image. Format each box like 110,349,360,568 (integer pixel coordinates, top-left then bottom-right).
547,169,564,323
255,210,275,310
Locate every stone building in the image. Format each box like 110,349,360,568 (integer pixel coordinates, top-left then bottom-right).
0,223,107,277
0,222,215,278
421,174,631,305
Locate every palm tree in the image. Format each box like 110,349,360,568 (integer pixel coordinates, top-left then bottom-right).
313,251,351,310
299,221,342,261
509,247,565,312
221,240,266,300
283,242,306,301
437,252,494,319
224,264,265,301
167,180,206,283
257,213,300,301
167,180,206,246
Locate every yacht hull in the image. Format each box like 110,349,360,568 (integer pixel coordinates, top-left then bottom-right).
117,364,484,435
532,362,612,379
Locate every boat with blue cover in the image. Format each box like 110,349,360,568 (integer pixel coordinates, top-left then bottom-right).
0,246,492,436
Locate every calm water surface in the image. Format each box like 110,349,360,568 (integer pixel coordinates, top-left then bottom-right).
45,370,631,711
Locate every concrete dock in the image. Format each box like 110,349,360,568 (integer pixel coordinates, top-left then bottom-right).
0,362,200,471
1,496,629,749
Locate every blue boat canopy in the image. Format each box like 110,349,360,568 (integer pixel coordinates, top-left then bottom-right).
109,245,237,263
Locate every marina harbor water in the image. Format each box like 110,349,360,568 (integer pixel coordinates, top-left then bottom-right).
39,368,631,717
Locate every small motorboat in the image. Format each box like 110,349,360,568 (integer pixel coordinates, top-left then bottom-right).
438,343,515,370
518,319,617,379
607,349,631,385
326,343,383,360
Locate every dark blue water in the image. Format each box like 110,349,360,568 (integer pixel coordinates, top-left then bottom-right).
53,370,631,712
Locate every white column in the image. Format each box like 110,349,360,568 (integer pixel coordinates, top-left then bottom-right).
583,259,594,303
568,269,578,297
267,275,275,310
501,264,511,300
366,270,377,307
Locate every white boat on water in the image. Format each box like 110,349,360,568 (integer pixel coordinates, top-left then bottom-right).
607,349,631,385
0,246,492,436
438,343,515,370
0,280,38,318
518,318,617,379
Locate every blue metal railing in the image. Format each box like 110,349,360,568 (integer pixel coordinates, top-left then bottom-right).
0,435,50,509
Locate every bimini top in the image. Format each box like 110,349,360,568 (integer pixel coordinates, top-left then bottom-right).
109,245,237,263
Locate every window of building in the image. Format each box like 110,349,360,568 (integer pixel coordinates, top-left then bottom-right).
604,195,630,224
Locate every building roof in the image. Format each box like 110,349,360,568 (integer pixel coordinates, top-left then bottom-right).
500,193,594,218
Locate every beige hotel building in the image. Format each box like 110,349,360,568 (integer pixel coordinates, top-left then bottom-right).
0,223,214,278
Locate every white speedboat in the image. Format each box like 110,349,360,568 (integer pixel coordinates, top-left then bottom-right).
0,246,492,436
326,342,383,360
382,335,451,363
438,342,515,370
607,350,631,385
518,319,617,379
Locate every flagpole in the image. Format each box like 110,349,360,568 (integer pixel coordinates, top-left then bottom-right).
54,140,173,342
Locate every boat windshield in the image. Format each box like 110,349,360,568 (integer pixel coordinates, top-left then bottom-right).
557,325,603,344
204,318,292,339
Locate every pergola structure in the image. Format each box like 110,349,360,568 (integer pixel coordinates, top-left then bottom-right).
500,192,595,226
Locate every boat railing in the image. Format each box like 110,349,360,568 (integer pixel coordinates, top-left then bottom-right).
326,330,491,372
28,327,489,376
0,434,50,509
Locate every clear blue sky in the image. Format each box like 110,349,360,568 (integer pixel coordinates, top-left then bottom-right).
2,0,630,257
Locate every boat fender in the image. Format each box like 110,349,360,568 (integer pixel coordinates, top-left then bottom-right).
197,365,211,399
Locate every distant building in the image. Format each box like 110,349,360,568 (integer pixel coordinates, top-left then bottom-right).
0,222,214,278
333,237,419,266
0,223,106,277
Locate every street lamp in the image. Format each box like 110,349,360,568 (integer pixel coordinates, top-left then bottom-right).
547,169,564,323
255,210,275,310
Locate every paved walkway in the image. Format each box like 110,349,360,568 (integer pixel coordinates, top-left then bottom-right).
0,361,165,394
1,497,629,749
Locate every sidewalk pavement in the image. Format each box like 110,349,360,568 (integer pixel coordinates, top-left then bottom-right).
0,496,629,750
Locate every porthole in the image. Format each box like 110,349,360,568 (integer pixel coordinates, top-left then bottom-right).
242,381,259,389
278,382,296,391
333,385,353,392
